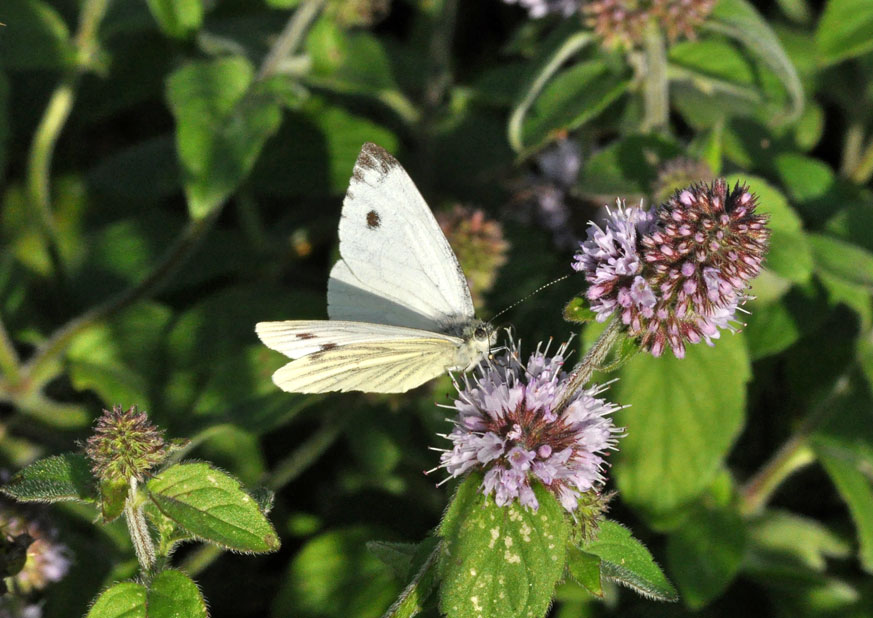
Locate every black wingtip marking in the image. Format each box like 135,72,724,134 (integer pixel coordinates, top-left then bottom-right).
355,143,398,179
366,210,381,229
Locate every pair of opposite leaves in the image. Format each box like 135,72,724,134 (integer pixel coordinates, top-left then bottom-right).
256,143,495,394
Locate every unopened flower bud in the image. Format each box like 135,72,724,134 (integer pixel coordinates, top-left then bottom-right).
85,405,167,484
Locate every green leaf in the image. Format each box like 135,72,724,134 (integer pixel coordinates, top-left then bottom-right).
777,0,813,23
67,302,174,411
794,102,824,151
147,570,208,618
367,540,418,579
816,0,873,66
188,424,266,485
774,153,835,206
578,134,682,196
859,330,873,393
666,506,746,608
612,333,751,519
166,57,282,219
147,462,280,553
86,582,146,618
272,527,401,618
581,520,678,602
815,452,873,573
567,547,603,597
667,38,764,127
818,270,873,330
705,0,804,122
521,60,629,154
811,398,873,574
506,28,593,153
85,571,207,618
746,510,851,573
564,296,597,324
306,21,399,99
809,233,873,291
146,0,203,38
382,539,440,618
98,477,128,523
2,453,96,503
438,475,570,618
725,174,812,285
743,300,801,360
0,0,75,70
250,100,399,197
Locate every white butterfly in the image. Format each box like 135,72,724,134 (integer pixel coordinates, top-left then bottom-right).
255,143,495,393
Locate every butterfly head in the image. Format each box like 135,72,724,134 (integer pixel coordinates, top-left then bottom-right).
453,320,494,371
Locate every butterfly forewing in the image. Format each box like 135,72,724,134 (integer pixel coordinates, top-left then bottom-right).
328,143,475,332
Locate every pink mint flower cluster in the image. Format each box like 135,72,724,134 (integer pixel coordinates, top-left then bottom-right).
573,180,769,358
437,340,623,512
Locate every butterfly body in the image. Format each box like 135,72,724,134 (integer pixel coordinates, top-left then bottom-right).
256,143,494,393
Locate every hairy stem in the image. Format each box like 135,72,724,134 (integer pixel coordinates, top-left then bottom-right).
739,374,850,515
257,0,326,81
125,478,156,573
641,23,669,134
555,318,623,411
25,0,112,284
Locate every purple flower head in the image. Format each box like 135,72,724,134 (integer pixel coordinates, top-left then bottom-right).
572,180,770,358
437,338,624,512
572,199,658,321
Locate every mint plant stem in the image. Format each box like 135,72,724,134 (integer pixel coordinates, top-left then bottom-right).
125,478,156,574
555,318,623,412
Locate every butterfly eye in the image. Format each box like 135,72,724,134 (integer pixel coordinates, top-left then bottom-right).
474,326,488,340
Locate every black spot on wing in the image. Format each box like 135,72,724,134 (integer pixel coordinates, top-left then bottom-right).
320,342,338,351
296,333,316,340
366,210,381,229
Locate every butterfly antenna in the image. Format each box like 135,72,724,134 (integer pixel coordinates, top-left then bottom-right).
488,275,570,324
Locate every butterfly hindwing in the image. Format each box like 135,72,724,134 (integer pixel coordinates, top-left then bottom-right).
268,334,463,393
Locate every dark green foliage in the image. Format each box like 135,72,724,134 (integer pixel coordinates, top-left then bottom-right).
1,0,873,616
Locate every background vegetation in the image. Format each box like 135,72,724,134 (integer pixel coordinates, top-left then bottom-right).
1,0,873,616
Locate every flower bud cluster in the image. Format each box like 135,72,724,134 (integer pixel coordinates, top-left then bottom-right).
85,405,167,483
584,0,717,47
